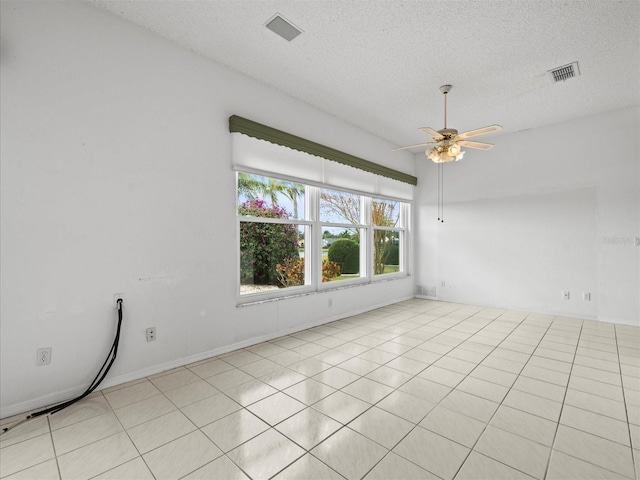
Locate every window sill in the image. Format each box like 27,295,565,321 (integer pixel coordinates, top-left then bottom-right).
236,273,410,307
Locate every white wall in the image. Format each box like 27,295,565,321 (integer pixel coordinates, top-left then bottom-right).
0,1,416,417
415,106,640,325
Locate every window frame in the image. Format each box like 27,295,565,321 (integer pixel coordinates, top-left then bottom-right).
318,188,368,289
236,171,411,304
370,199,408,279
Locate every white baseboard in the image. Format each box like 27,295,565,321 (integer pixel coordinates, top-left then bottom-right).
597,315,640,327
1,295,413,419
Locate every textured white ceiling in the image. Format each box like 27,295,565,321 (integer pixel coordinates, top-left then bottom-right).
87,0,639,147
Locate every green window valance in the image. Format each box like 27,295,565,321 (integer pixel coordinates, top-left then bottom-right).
229,115,417,186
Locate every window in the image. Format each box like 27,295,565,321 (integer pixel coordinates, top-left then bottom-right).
238,173,310,296
372,198,404,276
237,172,410,300
320,188,365,283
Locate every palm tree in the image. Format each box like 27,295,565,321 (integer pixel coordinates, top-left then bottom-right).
275,180,304,218
238,173,303,218
238,173,271,201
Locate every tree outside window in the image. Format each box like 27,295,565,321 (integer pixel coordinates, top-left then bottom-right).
372,199,401,275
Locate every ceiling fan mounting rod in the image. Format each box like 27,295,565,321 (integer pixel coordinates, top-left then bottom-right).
444,91,447,128
440,84,452,129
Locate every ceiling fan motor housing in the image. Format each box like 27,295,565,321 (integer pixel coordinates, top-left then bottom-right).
437,128,458,139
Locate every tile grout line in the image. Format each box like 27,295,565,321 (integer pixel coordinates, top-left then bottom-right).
97,390,158,480
272,307,450,478
4,393,139,480
541,319,582,480
447,310,554,480
182,310,633,479
152,309,402,480
253,302,431,479
546,323,639,477
130,376,272,478
200,304,424,478
117,377,256,479
615,323,639,480
48,416,64,480
341,302,477,480
269,302,475,478
360,306,534,479
544,323,638,479
114,371,254,479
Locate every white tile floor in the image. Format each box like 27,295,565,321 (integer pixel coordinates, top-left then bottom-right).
2,299,640,480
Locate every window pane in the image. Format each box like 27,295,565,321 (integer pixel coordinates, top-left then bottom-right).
372,199,400,226
322,226,363,282
373,229,401,275
320,188,361,224
238,173,305,220
240,221,306,294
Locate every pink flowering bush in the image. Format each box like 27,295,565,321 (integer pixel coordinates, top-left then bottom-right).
239,199,299,286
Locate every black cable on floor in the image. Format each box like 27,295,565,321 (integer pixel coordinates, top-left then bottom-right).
1,299,124,435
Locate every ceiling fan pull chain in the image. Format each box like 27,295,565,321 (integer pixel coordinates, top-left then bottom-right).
441,164,444,223
437,163,441,221
437,163,444,223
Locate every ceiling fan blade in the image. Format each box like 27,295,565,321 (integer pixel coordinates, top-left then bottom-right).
392,141,438,151
457,124,502,139
419,127,443,139
458,140,494,150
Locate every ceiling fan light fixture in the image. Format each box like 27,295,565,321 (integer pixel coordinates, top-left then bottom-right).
447,143,460,156
427,148,439,161
427,143,464,163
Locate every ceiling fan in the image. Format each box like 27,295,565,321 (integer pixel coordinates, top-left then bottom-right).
394,85,502,163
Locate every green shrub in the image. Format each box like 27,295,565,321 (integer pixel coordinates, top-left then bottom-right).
328,239,359,274
239,200,299,286
387,244,399,265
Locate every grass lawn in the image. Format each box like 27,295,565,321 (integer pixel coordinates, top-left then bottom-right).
319,249,399,281
328,264,399,281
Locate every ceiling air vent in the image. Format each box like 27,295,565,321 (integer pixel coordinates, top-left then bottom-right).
548,62,580,83
265,14,303,42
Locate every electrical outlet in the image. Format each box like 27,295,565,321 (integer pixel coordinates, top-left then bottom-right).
328,299,333,308
583,292,591,301
441,281,446,287
114,293,125,309
562,291,570,300
36,348,52,366
146,327,156,342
